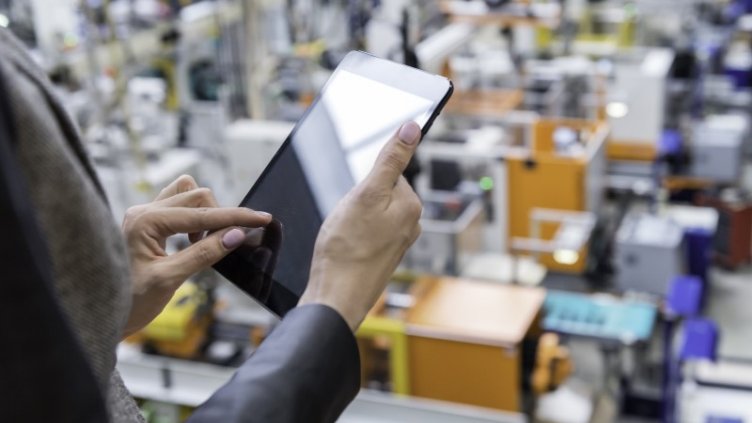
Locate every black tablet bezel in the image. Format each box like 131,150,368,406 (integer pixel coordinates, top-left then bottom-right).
216,51,453,317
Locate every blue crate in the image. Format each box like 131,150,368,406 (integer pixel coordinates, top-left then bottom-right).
667,275,703,317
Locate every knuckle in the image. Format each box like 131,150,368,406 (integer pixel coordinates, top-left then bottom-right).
123,206,147,229
382,150,407,173
195,187,213,204
195,241,216,266
356,186,388,208
124,205,143,218
196,207,212,226
408,199,423,220
177,174,197,192
149,264,172,286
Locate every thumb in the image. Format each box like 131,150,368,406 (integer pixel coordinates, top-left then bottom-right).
165,227,247,280
365,121,421,190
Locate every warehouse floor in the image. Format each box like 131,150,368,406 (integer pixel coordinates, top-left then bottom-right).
705,266,752,359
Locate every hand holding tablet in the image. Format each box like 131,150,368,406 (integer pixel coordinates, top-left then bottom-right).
214,51,453,317
298,121,424,330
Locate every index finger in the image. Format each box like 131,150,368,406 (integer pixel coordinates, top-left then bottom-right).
365,121,421,190
148,207,272,236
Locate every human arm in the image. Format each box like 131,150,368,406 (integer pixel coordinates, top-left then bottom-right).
187,121,423,422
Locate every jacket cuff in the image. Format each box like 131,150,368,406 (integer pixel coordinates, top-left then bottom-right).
188,302,361,423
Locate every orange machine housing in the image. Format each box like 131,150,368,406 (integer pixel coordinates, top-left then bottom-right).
406,277,545,412
507,118,608,273
356,277,546,412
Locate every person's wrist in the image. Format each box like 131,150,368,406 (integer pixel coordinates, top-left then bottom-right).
298,289,362,332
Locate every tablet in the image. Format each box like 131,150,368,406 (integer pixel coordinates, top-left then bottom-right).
214,51,453,317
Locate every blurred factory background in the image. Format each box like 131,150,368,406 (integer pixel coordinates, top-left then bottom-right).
4,0,752,421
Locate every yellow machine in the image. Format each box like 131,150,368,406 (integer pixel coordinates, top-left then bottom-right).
573,3,637,55
137,282,213,359
531,333,574,395
507,118,608,273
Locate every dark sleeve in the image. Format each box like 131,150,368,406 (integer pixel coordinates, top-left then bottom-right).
188,304,361,423
0,64,107,422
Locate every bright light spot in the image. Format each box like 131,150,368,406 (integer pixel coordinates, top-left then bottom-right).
606,102,629,119
480,176,494,191
63,33,79,49
0,14,9,28
554,249,580,265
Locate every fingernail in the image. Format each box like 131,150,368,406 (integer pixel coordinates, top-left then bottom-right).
398,122,420,145
222,228,246,249
256,211,272,219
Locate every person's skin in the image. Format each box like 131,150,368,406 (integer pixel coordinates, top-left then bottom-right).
121,176,271,337
121,121,423,335
299,121,423,330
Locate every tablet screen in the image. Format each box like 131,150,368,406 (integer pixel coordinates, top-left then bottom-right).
215,54,451,315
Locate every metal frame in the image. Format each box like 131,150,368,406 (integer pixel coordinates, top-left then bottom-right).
511,208,596,257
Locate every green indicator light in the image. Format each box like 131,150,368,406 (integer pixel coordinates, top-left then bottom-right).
480,176,494,191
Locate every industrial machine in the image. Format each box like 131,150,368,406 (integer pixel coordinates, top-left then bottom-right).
571,1,636,56
224,119,293,203
523,56,599,119
664,205,719,283
615,213,685,296
607,48,674,161
511,208,596,274
357,276,547,413
507,118,608,274
406,190,486,275
677,359,752,423
543,290,657,346
698,190,752,269
530,333,574,396
135,282,214,360
690,114,749,184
